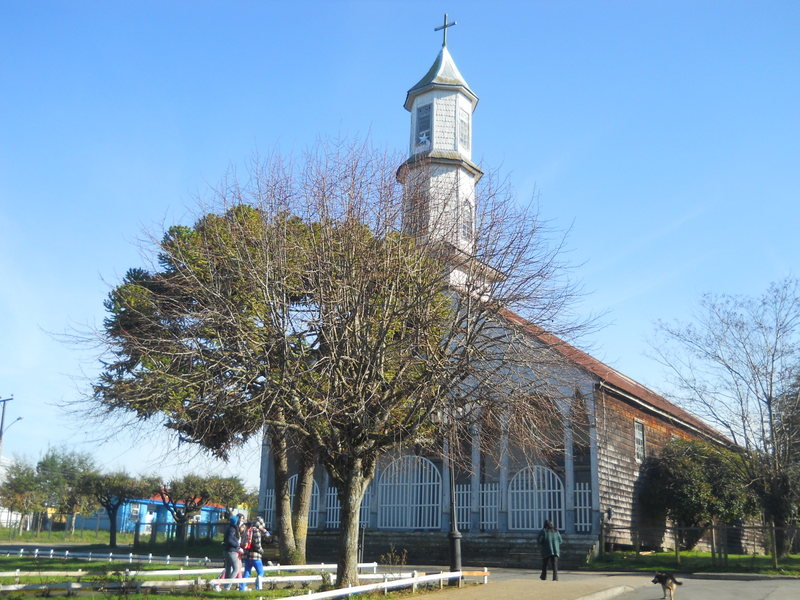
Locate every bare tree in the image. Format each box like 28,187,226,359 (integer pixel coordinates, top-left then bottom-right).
85,472,159,547
157,474,247,544
653,278,800,554
93,140,583,585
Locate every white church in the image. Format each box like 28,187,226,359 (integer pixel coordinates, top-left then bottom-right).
257,24,723,567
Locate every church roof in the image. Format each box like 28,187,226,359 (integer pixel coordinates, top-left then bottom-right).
498,308,728,444
404,46,478,111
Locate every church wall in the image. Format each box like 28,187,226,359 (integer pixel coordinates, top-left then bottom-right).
433,94,457,152
304,529,598,569
408,89,467,155
594,386,708,548
428,167,459,243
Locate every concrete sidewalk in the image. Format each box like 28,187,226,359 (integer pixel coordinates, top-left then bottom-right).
407,569,652,600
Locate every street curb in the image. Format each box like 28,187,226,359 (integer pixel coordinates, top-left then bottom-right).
574,584,635,600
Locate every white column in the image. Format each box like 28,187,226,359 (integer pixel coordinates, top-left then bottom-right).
498,416,510,530
563,413,576,533
586,385,601,534
319,469,330,529
442,440,453,532
470,423,481,531
257,427,271,516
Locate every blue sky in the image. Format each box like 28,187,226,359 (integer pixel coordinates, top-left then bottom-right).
1,1,799,487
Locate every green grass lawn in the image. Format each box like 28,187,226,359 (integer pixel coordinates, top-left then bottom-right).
585,550,800,575
0,553,313,598
0,532,283,565
0,551,417,600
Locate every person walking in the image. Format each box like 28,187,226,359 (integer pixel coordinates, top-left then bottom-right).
241,516,270,590
222,513,244,590
538,519,562,581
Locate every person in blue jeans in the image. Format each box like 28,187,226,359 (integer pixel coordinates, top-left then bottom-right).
241,516,271,590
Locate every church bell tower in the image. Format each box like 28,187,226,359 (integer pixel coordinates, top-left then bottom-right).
397,15,483,257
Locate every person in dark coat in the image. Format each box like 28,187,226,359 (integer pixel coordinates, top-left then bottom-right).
538,519,562,581
222,513,243,589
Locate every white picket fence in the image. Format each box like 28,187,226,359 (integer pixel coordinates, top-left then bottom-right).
1,546,213,566
0,561,489,596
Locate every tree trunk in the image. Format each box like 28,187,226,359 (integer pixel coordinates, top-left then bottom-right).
334,462,372,588
291,444,317,563
176,519,188,545
69,513,77,535
271,427,297,563
108,506,119,547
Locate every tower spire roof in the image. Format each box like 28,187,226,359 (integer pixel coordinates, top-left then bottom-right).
404,46,477,111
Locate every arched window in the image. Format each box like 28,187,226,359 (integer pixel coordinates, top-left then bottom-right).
377,455,441,529
508,465,565,530
264,475,321,530
288,474,320,529
325,484,372,529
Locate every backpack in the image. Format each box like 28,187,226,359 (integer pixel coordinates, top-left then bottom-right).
242,526,255,551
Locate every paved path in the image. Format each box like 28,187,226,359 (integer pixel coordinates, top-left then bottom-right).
406,568,651,600
428,569,800,600
436,575,648,600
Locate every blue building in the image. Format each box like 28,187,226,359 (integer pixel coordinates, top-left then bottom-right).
74,495,228,534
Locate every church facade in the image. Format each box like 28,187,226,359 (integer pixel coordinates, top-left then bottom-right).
257,34,723,567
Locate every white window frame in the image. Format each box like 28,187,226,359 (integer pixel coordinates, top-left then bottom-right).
416,104,432,147
458,107,470,149
460,200,472,241
377,455,441,530
508,465,565,531
634,419,646,462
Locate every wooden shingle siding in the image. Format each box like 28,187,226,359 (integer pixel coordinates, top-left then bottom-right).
594,386,712,547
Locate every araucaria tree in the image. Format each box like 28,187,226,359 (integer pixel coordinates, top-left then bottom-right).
654,278,800,555
94,142,580,585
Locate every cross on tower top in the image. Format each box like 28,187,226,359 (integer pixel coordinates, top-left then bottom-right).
434,13,457,47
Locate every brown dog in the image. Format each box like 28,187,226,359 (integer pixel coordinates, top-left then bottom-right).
651,571,682,599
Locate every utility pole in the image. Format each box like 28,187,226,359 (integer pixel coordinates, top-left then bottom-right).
0,396,22,460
